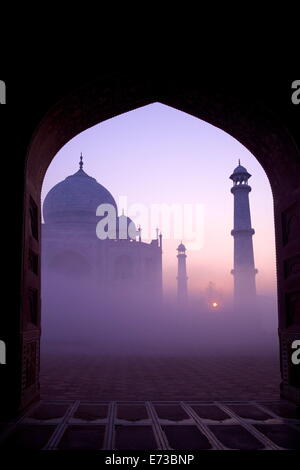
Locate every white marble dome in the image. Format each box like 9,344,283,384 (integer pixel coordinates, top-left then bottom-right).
43,165,117,225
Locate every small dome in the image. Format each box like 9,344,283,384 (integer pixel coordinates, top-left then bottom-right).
230,160,251,182
43,163,117,225
177,242,186,252
233,164,248,174
117,214,137,240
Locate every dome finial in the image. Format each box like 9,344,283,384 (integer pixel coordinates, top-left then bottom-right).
238,158,241,166
177,241,186,252
79,153,83,170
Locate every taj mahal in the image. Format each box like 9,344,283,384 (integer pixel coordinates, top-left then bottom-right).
42,154,257,309
42,155,163,306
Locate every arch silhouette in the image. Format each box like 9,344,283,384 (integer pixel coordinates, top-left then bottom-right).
10,75,300,413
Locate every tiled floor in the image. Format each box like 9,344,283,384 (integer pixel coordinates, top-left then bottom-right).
2,353,297,451
0,400,299,450
40,353,281,401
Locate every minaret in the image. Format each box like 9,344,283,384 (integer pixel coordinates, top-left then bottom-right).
158,231,163,301
177,242,188,304
230,161,258,308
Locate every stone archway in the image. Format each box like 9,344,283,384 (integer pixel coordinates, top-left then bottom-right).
18,75,300,412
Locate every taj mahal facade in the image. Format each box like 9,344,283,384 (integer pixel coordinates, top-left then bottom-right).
42,156,163,307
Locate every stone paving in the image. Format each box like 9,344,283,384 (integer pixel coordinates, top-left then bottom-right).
40,353,281,401
0,399,299,450
1,353,299,451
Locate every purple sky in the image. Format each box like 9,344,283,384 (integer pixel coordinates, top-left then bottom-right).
41,103,276,298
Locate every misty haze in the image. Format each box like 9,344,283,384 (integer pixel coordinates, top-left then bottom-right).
40,104,279,402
